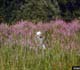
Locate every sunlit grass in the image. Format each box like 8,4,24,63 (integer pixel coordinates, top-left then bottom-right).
0,34,80,70
0,20,80,70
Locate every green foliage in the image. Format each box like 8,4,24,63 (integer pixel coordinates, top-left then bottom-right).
0,0,60,23
58,0,80,21
0,43,80,70
0,0,23,23
16,0,60,23
0,0,80,23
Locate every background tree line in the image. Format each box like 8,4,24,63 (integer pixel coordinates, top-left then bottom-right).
0,0,80,24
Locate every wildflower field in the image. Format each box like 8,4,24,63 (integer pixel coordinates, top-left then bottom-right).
0,19,80,70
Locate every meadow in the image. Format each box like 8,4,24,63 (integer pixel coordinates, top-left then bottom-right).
0,19,80,70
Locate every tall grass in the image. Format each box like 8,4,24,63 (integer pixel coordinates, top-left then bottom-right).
0,19,80,70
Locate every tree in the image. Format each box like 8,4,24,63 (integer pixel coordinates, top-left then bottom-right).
15,0,60,23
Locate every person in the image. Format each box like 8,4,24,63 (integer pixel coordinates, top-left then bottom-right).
35,31,46,50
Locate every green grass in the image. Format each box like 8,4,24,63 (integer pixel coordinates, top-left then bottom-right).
0,32,80,70
0,41,80,70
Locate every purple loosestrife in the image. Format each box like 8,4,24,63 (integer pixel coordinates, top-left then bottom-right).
0,20,80,48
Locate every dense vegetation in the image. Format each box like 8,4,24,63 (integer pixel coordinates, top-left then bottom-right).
0,19,80,70
0,0,80,70
0,0,80,23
